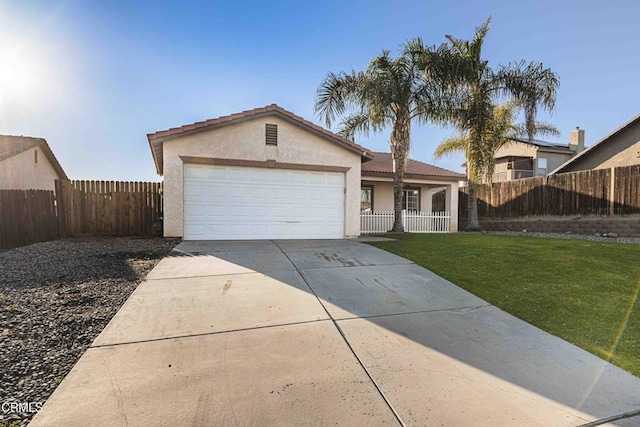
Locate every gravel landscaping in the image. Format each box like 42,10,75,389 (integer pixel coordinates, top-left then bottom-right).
0,237,179,426
487,230,640,244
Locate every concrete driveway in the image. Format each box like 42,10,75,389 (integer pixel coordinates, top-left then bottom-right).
32,239,640,426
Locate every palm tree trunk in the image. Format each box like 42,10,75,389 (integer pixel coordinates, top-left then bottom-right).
391,158,405,232
465,178,481,231
390,113,411,232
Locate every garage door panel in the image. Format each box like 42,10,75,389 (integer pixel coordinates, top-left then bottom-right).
183,164,345,240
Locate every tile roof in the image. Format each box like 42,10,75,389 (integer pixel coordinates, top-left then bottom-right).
0,135,68,179
147,104,373,175
362,152,465,180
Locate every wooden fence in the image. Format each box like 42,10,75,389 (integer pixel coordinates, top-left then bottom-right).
459,165,640,221
0,190,61,250
613,164,640,214
0,180,162,250
56,180,162,237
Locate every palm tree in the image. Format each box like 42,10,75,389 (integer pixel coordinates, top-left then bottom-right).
314,48,437,232
418,17,560,230
434,101,559,184
502,61,560,142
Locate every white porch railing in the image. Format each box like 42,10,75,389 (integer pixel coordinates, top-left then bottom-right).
360,210,451,234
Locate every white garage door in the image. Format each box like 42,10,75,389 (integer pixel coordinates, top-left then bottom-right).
183,164,345,240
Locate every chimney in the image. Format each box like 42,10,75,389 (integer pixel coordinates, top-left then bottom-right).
569,127,585,152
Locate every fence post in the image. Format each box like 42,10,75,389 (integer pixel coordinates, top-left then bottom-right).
609,167,616,216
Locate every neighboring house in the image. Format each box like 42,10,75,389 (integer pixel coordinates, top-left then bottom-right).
490,128,585,182
147,104,462,240
360,151,464,230
0,135,68,191
551,113,640,174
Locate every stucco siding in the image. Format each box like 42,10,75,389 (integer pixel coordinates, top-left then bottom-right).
0,147,60,191
163,116,362,238
537,151,573,175
368,181,394,211
561,124,640,172
362,180,455,212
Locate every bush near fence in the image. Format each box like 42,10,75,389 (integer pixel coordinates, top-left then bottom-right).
459,165,640,225
0,180,162,250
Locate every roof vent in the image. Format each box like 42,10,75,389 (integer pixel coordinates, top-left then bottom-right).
265,124,278,145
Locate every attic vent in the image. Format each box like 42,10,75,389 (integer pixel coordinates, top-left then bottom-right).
265,124,278,145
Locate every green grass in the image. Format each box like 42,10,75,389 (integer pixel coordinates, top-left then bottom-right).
369,233,640,377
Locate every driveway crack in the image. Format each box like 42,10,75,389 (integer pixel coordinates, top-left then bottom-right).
272,240,406,427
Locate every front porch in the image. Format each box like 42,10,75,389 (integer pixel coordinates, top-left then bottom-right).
360,179,459,233
359,151,465,234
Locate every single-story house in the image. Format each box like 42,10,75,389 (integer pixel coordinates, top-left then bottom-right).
0,135,68,191
550,113,640,174
490,128,585,182
148,104,463,240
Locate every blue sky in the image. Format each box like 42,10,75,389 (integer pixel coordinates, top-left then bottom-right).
1,0,638,181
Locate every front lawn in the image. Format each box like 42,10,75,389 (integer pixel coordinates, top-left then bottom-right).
369,233,640,377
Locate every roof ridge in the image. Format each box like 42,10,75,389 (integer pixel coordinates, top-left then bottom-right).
147,104,374,175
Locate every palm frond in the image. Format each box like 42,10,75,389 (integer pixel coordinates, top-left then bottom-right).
498,60,560,141
434,135,468,159
337,113,373,140
314,70,366,128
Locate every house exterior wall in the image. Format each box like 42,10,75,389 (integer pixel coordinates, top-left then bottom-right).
162,116,362,238
363,181,438,212
538,150,573,175
493,141,574,181
366,181,394,211
0,147,60,191
560,124,640,172
494,141,537,159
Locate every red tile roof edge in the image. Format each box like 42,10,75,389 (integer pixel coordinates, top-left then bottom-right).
362,151,465,179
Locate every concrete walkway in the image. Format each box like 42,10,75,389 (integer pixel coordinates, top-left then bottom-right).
32,240,640,426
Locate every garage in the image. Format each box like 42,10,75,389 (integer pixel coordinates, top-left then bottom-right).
148,104,371,240
183,164,345,240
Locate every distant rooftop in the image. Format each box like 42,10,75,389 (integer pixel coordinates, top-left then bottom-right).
510,137,570,149
0,135,68,179
508,137,575,154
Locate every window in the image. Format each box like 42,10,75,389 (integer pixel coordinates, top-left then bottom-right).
403,188,420,211
537,157,547,176
34,149,38,164
265,123,278,145
361,186,373,211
